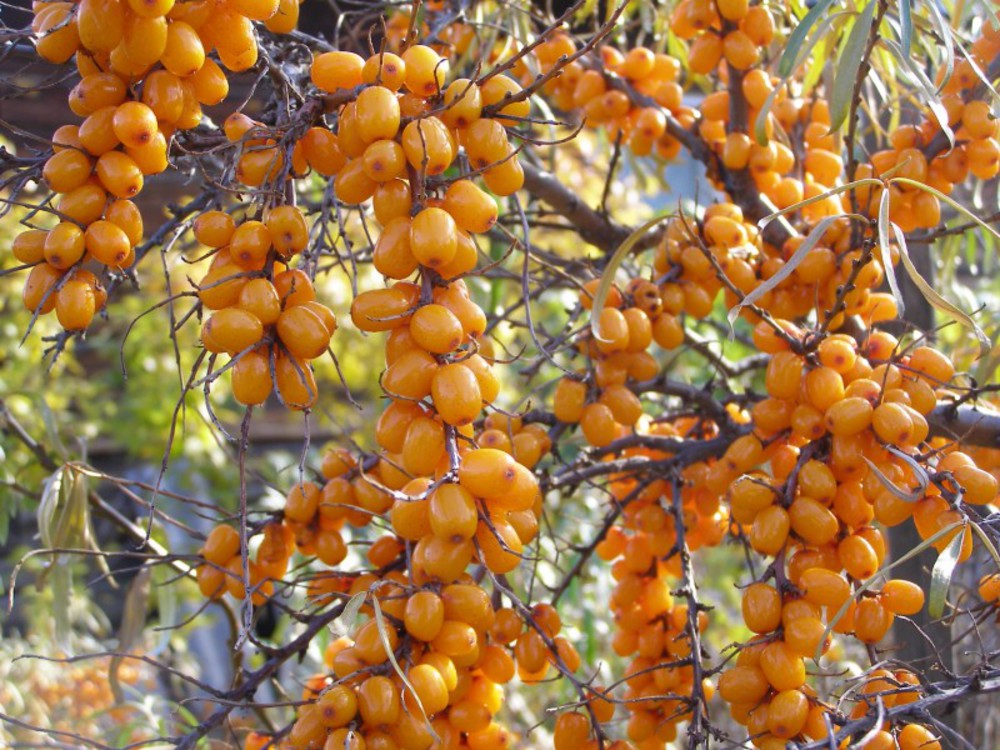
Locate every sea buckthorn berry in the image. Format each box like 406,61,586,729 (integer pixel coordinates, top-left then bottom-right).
194,211,235,248
741,582,782,634
908,346,955,384
285,481,320,523
410,304,463,354
766,351,804,400
789,496,839,546
232,350,273,405
854,597,894,643
202,308,264,354
82,220,130,267
277,305,332,360
458,448,517,499
954,464,998,505
882,579,925,615
311,51,364,92
766,689,809,739
160,21,204,77
595,307,630,353
362,51,406,90
372,216,417,280
55,279,96,330
432,363,482,426
441,79,483,129
43,149,92,193
410,207,458,269
481,75,530,125
357,675,401,726
799,568,851,609
229,220,272,268
554,712,590,749
443,180,498,234
44,222,86,270
362,139,407,182
373,179,413,224
839,534,880,580
718,665,770,704
201,524,240,565
300,127,347,176
12,230,47,264
401,117,454,175
872,401,914,445
580,402,617,447
464,118,510,169
351,286,416,332
429,483,478,541
784,615,830,658
266,206,308,257
112,101,158,148
805,366,845,412
749,505,790,555
355,85,401,144
553,377,587,423
23,263,63,314
824,396,873,436
333,159,378,205
383,348,437,400
402,45,448,96
96,150,143,198
760,641,806,691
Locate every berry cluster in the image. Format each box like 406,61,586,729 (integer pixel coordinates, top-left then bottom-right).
193,206,335,410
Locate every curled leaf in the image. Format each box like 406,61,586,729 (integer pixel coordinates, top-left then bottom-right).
590,212,673,343
861,455,924,502
929,528,965,619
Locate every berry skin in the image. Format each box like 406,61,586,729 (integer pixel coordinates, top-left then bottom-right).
55,279,96,330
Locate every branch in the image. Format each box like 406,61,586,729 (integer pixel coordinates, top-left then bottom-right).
795,669,1000,750
928,404,1000,448
521,161,633,254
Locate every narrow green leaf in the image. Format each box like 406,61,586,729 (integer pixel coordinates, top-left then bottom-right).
818,521,963,659
929,529,965,619
970,523,1000,569
728,214,845,327
882,40,954,145
759,181,878,224
590,212,673,342
883,187,992,358
757,11,851,144
830,0,877,133
779,0,840,78
372,596,440,741
892,177,1000,242
876,191,905,315
899,0,912,56
924,0,954,91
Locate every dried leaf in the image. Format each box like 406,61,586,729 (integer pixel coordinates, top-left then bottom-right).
110,565,151,702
